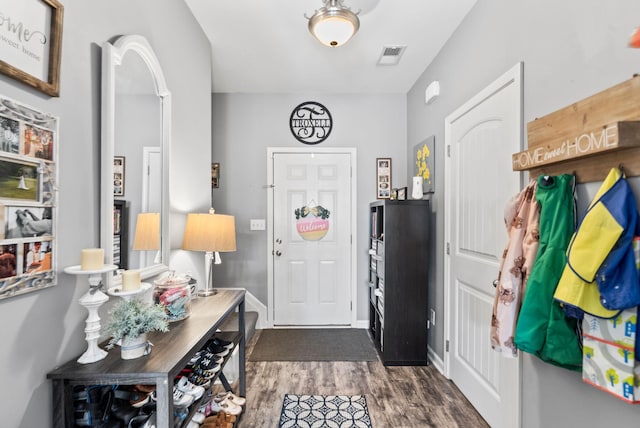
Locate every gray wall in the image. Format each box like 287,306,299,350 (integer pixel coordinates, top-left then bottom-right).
407,0,640,426
211,93,406,321
0,1,212,427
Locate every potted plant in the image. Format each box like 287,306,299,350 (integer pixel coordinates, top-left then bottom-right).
105,298,169,359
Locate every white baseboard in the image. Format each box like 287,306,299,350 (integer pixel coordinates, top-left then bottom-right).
236,289,370,331
244,290,268,329
428,345,445,375
355,320,369,329
220,288,268,329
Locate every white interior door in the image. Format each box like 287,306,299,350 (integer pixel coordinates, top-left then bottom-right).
272,151,352,326
444,63,523,428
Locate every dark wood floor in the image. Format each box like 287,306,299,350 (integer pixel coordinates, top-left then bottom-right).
237,330,489,428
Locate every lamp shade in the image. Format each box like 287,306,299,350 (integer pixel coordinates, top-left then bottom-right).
182,212,237,253
132,212,160,250
308,0,359,47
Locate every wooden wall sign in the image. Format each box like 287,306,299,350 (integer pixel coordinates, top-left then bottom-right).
513,76,640,182
513,122,640,170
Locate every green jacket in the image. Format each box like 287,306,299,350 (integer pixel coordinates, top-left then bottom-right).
514,174,582,371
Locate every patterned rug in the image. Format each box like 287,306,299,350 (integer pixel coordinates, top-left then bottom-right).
279,394,372,428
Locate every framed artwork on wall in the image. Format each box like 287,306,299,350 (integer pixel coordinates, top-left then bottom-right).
413,135,435,194
113,156,125,196
0,0,64,97
211,162,220,188
376,158,392,199
0,95,58,300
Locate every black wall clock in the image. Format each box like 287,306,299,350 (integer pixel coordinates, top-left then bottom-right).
289,101,333,145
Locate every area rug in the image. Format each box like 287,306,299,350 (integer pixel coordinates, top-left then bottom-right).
249,328,377,362
279,394,372,428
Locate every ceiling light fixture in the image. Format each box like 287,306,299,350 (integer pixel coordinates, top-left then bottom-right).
307,0,360,47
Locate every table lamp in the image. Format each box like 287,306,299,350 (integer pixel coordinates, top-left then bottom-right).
182,209,236,296
132,212,160,264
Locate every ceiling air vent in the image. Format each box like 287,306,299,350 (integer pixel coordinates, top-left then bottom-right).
377,45,407,66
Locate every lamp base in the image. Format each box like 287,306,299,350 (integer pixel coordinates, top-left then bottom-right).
197,288,217,297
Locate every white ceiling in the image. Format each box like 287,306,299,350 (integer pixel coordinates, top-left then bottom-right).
183,0,478,94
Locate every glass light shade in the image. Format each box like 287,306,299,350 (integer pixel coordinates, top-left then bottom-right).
181,213,237,253
132,213,160,250
308,2,359,47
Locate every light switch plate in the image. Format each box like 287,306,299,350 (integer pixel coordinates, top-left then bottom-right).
250,219,266,231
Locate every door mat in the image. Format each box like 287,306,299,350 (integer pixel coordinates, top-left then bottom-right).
249,328,377,362
279,394,372,428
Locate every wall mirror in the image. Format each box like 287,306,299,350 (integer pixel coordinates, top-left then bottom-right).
101,35,171,285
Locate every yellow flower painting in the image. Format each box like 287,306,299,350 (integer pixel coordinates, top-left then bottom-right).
413,136,434,193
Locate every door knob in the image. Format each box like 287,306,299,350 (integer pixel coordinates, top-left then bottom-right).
276,238,282,244
275,250,282,256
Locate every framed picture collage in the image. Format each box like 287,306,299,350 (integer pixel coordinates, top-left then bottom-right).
0,95,58,299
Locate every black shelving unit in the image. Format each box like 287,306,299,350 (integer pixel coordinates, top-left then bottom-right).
368,200,430,365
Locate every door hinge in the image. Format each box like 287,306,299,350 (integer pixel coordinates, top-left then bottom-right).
446,242,450,255
446,340,450,352
350,301,353,311
447,145,451,157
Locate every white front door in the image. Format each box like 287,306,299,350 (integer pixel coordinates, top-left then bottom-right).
271,151,353,326
139,146,161,268
444,63,523,428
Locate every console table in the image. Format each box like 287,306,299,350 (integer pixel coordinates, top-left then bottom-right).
47,289,246,428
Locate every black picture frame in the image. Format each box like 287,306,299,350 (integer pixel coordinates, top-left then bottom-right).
397,187,407,201
113,199,129,270
211,162,220,188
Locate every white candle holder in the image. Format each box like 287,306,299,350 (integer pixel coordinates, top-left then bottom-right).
65,264,118,364
107,282,152,301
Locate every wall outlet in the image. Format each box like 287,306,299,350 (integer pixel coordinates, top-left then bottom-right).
250,219,266,231
430,308,436,326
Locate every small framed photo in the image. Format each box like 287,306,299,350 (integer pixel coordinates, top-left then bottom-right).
113,156,125,196
23,240,52,274
0,115,20,154
376,158,392,199
211,162,220,189
397,187,407,201
23,123,54,160
0,244,17,279
0,158,40,203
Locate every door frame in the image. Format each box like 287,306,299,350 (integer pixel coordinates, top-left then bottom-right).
443,63,524,422
266,147,358,328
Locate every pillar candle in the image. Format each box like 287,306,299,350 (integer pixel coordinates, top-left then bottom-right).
122,270,141,291
81,248,104,270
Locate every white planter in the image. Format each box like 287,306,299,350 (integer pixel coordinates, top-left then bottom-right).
121,333,149,360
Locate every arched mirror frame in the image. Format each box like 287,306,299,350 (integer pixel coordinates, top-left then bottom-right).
100,35,171,285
